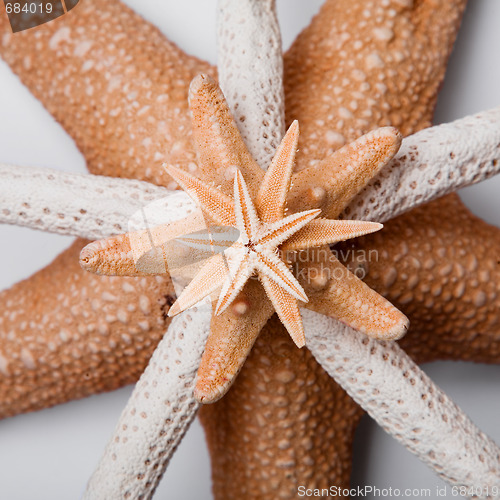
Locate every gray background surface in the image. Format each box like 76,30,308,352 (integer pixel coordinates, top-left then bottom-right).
0,1,498,498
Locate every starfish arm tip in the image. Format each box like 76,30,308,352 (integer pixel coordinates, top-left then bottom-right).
79,243,99,272
167,302,181,317
189,73,215,96
376,314,410,341
294,338,306,348
194,383,224,405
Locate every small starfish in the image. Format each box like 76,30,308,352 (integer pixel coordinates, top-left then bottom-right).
164,121,384,347
81,75,409,403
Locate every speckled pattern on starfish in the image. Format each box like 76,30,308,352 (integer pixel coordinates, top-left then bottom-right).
1,0,500,496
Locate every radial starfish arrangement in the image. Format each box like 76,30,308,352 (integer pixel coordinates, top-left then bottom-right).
0,0,499,498
80,76,408,403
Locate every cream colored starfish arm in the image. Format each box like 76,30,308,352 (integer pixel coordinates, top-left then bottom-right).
217,0,284,169
281,219,383,251
260,275,305,348
0,163,194,240
303,309,500,494
83,303,212,500
344,106,500,222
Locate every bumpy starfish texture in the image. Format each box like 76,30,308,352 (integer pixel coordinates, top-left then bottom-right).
0,0,500,496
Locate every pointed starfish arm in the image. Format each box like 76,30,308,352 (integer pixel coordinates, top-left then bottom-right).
255,209,321,248
80,212,205,276
288,127,402,218
195,281,275,403
214,251,254,316
189,74,264,196
282,219,383,251
256,250,308,303
303,255,409,340
233,170,260,239
164,164,236,226
260,275,305,348
169,253,229,316
256,120,299,223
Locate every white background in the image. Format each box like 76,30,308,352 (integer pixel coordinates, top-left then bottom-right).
0,1,499,498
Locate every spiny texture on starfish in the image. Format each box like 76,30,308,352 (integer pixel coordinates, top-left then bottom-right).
165,133,384,338
81,75,408,404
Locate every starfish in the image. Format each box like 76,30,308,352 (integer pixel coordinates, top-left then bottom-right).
0,0,499,497
81,100,407,402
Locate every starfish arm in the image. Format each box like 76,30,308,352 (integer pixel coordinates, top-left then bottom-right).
188,74,264,196
349,194,500,365
255,250,308,303
200,314,363,498
256,120,299,223
281,219,383,252
303,254,409,340
165,164,236,227
344,105,500,222
0,240,173,418
214,250,254,316
217,0,285,169
233,169,260,239
84,305,212,499
255,208,321,248
195,281,275,403
259,275,305,348
0,0,214,186
0,164,189,240
284,0,467,166
304,309,500,489
287,127,402,218
169,254,229,316
80,212,206,276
